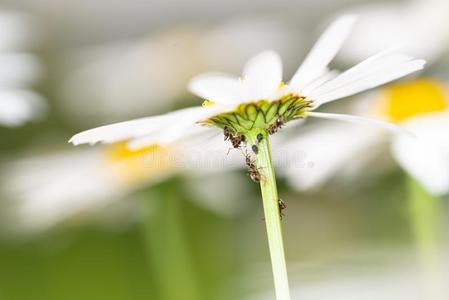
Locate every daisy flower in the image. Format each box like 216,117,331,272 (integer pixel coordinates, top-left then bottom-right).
282,79,449,196
70,15,424,149
388,80,449,195
70,15,425,300
3,136,241,232
279,79,449,300
0,9,45,127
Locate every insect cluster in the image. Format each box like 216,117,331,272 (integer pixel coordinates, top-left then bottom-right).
224,126,245,149
223,126,287,219
223,126,264,183
268,116,285,135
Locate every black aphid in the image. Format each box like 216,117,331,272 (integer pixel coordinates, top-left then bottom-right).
251,144,259,154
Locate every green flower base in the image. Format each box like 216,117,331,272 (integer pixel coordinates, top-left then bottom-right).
202,94,312,135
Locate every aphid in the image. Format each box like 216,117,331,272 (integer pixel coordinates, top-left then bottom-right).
231,134,245,148
268,116,285,135
223,126,245,148
245,152,262,183
251,144,259,154
278,198,287,219
256,133,263,143
223,126,232,141
248,164,262,183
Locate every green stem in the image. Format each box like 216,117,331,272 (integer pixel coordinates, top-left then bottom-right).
139,182,200,300
247,129,291,300
407,177,444,300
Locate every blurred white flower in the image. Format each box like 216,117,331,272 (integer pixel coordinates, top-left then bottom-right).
283,79,449,196
0,10,39,51
278,122,383,191
60,18,294,123
69,15,423,150
0,9,45,127
0,53,42,86
339,0,449,63
2,135,242,232
392,110,449,195
0,90,45,127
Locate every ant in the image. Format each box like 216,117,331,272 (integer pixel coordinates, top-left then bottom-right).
261,198,287,222
278,198,287,219
224,126,245,149
268,116,285,135
244,150,263,183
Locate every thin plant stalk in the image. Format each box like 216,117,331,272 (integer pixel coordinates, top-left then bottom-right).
140,181,200,300
407,177,444,300
247,129,291,300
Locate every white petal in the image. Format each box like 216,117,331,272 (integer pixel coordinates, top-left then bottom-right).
391,112,449,196
309,47,406,96
308,52,425,107
128,124,212,149
308,112,412,136
69,106,210,146
301,70,340,95
289,15,357,91
69,116,166,145
188,72,247,106
242,50,282,100
126,135,159,150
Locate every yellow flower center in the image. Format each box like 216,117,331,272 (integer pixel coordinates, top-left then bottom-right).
104,142,174,185
379,79,448,123
202,99,215,107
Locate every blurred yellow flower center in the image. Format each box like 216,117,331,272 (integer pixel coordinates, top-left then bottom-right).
104,142,174,184
202,100,215,107
380,80,448,123
106,142,161,160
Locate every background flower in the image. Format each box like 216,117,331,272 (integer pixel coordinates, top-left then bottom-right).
0,9,45,127
339,0,449,64
281,79,449,196
1,135,244,233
